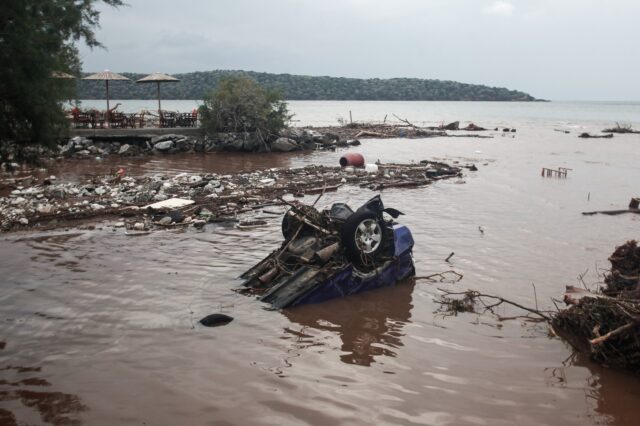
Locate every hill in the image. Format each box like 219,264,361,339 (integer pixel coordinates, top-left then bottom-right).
77,70,537,101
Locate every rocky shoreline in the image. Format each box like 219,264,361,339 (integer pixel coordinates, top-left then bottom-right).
0,122,507,171
0,161,472,233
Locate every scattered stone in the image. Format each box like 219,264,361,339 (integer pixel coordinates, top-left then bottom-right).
158,216,172,225
154,140,174,151
271,137,299,152
118,144,132,155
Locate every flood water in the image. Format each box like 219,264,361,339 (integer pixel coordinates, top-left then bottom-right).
1,101,640,425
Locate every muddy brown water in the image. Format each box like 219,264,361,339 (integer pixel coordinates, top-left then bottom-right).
1,125,640,425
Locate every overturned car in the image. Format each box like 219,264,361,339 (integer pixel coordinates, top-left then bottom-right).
240,195,415,309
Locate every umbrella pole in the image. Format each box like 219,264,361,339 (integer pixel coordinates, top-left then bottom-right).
106,80,110,127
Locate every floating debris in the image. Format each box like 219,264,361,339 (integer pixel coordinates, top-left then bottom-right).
553,241,640,373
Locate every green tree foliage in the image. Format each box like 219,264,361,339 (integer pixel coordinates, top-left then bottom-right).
77,70,538,102
199,75,290,137
0,0,122,146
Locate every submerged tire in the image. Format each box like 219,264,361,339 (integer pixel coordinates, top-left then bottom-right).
282,211,305,240
341,211,389,265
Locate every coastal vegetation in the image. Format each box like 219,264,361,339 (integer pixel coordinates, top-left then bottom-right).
0,0,122,147
199,75,290,137
77,70,538,102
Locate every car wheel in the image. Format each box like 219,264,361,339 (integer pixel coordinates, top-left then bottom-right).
341,211,389,265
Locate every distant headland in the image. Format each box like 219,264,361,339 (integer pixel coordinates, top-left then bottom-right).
77,69,539,102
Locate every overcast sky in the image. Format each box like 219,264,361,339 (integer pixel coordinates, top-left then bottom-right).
79,0,640,101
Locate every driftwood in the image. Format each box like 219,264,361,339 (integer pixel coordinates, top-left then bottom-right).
602,122,640,134
582,209,640,216
415,270,463,283
435,289,552,321
552,241,640,373
582,198,640,215
579,132,613,139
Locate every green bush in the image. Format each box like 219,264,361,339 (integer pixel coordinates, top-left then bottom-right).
199,75,291,138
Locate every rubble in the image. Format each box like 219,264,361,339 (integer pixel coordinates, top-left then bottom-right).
0,161,467,232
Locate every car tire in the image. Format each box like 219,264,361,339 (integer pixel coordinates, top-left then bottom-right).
282,211,304,240
341,211,389,265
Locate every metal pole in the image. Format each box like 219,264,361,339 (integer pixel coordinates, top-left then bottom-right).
106,79,110,127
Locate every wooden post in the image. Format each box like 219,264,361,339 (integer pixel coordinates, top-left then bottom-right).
157,81,162,115
349,110,353,124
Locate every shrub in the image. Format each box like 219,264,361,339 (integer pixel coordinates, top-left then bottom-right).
199,75,291,138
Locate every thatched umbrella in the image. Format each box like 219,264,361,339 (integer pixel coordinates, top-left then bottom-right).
135,72,179,115
82,70,130,124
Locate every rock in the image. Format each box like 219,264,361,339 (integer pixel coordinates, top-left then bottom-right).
90,203,105,210
59,140,75,156
281,127,304,140
158,216,172,225
95,186,107,196
243,133,264,152
192,219,207,228
50,188,66,199
199,208,213,217
199,313,233,327
153,193,168,202
75,149,90,157
260,178,275,186
219,134,244,152
154,140,173,151
36,204,54,214
271,137,299,152
150,134,181,144
18,218,29,225
11,197,27,206
175,138,191,151
133,222,145,231
114,222,125,228
348,139,361,146
118,144,132,155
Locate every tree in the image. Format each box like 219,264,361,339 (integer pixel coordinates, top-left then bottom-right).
0,0,122,146
199,75,291,139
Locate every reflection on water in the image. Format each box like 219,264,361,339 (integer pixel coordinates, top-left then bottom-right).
0,362,86,426
283,280,414,366
569,352,640,426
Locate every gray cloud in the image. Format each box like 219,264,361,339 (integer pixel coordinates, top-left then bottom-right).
79,0,640,100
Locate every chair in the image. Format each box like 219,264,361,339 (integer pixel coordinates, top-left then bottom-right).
160,111,176,128
109,112,127,128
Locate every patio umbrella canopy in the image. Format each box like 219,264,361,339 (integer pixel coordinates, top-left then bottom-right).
82,70,130,123
136,72,180,114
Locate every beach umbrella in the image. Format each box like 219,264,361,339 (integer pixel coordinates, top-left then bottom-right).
135,72,179,114
82,70,130,123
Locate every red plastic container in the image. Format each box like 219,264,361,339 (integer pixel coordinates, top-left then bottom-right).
339,153,365,168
